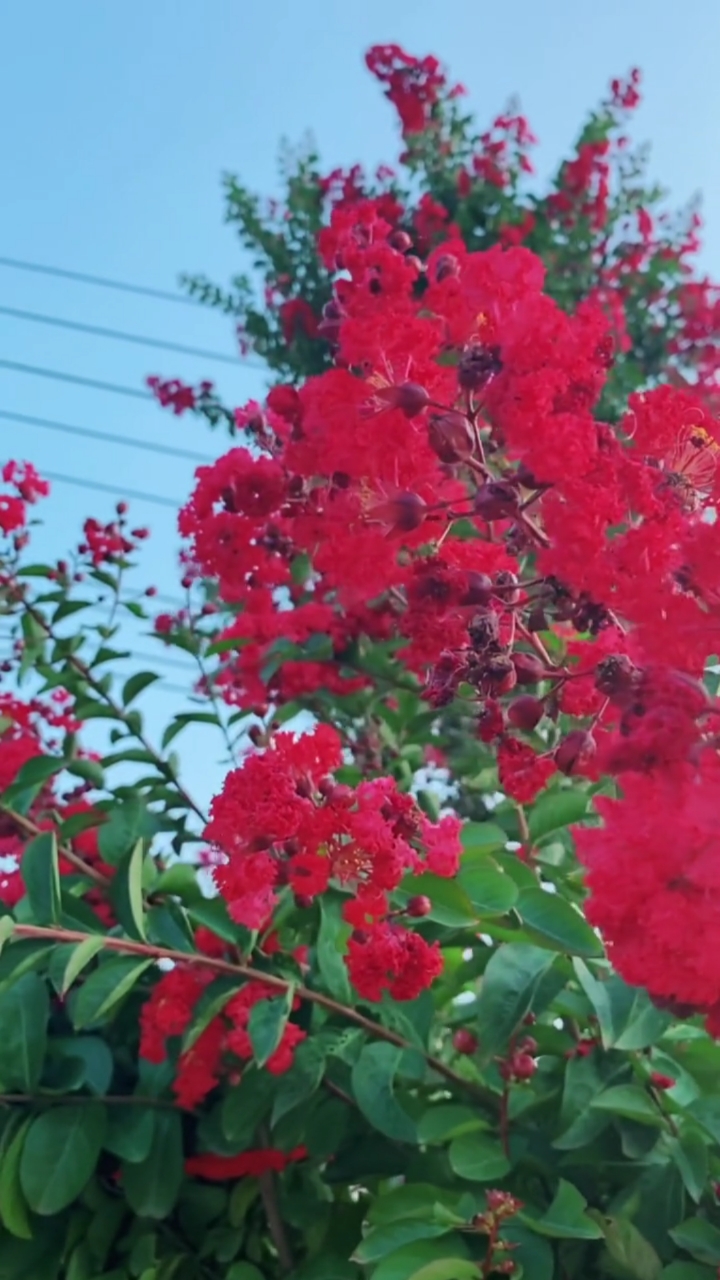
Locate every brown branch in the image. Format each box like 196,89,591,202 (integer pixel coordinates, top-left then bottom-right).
0,803,110,888
258,1124,294,1274
12,923,498,1109
0,1092,179,1109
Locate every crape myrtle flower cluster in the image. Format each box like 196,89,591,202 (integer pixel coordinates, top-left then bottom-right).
177,173,720,1036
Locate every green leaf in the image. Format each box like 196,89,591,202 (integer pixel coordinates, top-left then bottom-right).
475,943,554,1056
521,1179,604,1240
20,1103,106,1214
104,1106,156,1163
0,972,49,1089
368,1185,467,1227
373,1239,469,1280
0,916,15,953
52,1035,113,1095
448,1133,510,1182
353,1223,450,1264
351,1043,417,1144
2,755,63,811
416,1106,486,1146
502,1225,554,1280
122,1111,183,1219
398,874,477,927
669,1130,709,1204
573,963,668,1050
61,936,106,994
517,886,603,957
528,788,590,841
20,831,62,924
317,896,352,1002
591,1085,663,1126
458,855,518,915
662,1265,716,1280
248,990,293,1067
271,1038,326,1124
461,822,508,854
669,1220,720,1266
65,757,105,788
97,795,146,866
71,957,152,1029
122,672,161,706
126,839,147,940
598,1216,662,1280
222,1069,275,1146
0,1117,33,1239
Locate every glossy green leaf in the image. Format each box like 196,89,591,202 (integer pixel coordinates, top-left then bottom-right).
121,671,161,706
20,1104,106,1214
0,971,49,1089
461,822,508,854
591,1085,663,1126
317,896,352,1003
126,839,147,940
416,1106,487,1146
351,1043,417,1144
0,1117,33,1239
599,1216,662,1280
122,1110,183,1219
271,1038,326,1124
448,1133,510,1182
458,855,518,915
398,874,477,926
528,788,590,841
517,886,603,957
61,935,106,994
669,1220,720,1266
521,1180,604,1239
71,957,152,1029
248,990,293,1067
373,1238,469,1280
475,943,554,1056
669,1130,709,1204
353,1222,450,1264
20,831,61,924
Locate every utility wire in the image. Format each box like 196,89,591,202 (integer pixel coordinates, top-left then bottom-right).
0,303,261,368
0,409,214,465
0,255,199,307
43,470,179,509
0,359,151,401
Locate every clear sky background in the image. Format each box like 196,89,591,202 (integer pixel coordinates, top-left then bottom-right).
0,0,718,815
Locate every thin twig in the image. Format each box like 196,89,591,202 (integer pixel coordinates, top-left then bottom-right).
258,1123,294,1273
0,803,110,887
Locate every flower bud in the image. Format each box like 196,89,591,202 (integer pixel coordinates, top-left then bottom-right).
508,695,544,731
475,481,519,522
435,253,460,282
452,1029,478,1055
391,382,431,418
555,729,597,775
389,229,413,252
511,1053,537,1080
427,410,474,463
650,1071,676,1090
511,652,547,685
459,571,493,607
406,895,432,918
458,342,503,391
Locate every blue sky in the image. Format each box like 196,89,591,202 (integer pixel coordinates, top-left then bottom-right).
1,0,719,812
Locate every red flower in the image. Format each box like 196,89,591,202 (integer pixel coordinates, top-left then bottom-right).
185,1146,307,1181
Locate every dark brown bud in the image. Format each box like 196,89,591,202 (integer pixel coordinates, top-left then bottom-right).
427,410,474,463
458,342,503,392
494,570,521,604
468,608,501,651
595,654,640,703
391,382,431,418
483,652,517,694
475,482,519,522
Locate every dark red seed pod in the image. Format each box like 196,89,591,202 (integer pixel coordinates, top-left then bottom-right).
475,481,519,522
452,1029,479,1055
459,572,494,607
507,695,544,731
406,895,433,918
494,570,521,604
511,652,547,685
427,411,474,463
555,729,597,775
435,253,460,282
392,382,431,418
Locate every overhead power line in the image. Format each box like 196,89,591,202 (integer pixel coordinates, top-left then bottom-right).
43,470,180,509
0,303,259,368
0,409,214,465
0,359,151,400
0,255,198,307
